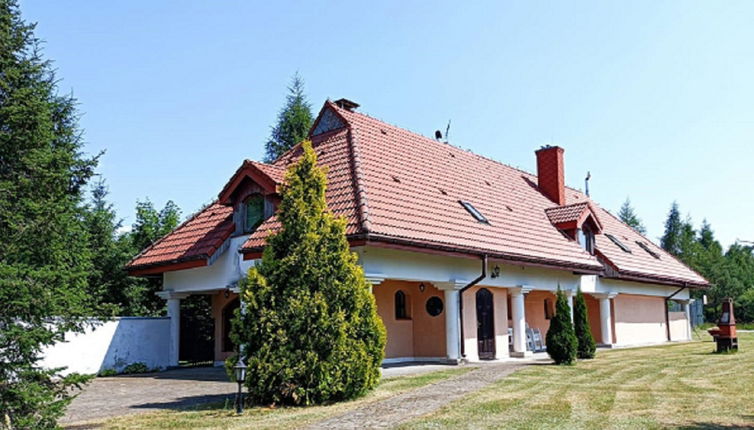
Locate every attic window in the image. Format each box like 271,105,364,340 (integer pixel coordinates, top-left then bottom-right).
244,195,265,233
636,241,661,259
459,200,489,224
606,234,632,253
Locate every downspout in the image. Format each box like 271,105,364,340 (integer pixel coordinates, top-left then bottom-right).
458,255,488,358
665,284,687,341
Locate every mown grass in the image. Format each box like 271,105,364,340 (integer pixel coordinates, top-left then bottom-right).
100,367,472,430
401,331,754,430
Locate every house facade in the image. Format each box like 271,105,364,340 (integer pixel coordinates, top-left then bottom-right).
126,99,707,366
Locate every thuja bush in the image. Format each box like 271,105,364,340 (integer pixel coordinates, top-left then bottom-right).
545,287,578,365
230,141,386,406
573,288,596,359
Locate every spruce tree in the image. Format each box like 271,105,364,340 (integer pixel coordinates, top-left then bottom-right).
125,199,181,315
233,141,386,405
661,202,683,255
545,287,578,365
0,1,99,426
263,72,313,162
617,197,646,234
573,288,596,359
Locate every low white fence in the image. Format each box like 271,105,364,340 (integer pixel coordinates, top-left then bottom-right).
40,317,171,375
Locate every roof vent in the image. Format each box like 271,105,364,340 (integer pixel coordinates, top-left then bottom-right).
334,98,359,111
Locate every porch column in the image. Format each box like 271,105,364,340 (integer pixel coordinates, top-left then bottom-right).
510,286,532,357
444,289,460,361
682,299,693,340
594,292,617,346
157,291,189,367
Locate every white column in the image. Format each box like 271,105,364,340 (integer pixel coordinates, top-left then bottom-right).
683,300,693,340
564,289,575,322
444,289,460,362
594,293,617,346
157,291,188,367
510,287,532,357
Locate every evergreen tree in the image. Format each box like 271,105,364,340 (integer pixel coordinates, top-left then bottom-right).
263,72,313,162
233,141,386,405
0,0,98,426
660,202,683,255
545,287,578,365
573,288,596,359
83,179,130,314
617,197,647,235
123,199,181,316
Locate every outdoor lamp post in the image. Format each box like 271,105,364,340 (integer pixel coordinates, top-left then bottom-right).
233,358,247,414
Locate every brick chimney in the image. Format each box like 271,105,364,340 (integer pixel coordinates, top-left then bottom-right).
535,146,566,206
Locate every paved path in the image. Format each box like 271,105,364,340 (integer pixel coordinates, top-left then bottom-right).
306,361,526,430
61,362,466,427
62,367,236,427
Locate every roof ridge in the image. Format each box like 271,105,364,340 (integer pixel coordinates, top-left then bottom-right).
335,105,595,195
345,125,371,233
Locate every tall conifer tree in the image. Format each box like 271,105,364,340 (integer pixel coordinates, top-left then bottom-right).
263,73,313,162
618,197,647,234
545,287,578,365
233,141,386,405
661,201,683,255
573,288,596,359
0,1,99,426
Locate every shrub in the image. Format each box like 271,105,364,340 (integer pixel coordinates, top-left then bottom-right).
573,288,596,359
99,369,118,377
231,141,386,406
122,362,149,374
545,287,578,365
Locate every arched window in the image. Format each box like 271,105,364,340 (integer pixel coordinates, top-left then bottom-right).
395,290,410,320
222,298,240,352
244,195,264,233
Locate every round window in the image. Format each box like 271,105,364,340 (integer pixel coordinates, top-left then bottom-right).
426,296,444,317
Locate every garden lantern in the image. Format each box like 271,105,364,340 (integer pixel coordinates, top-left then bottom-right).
233,358,247,414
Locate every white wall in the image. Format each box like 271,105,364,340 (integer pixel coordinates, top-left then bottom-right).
40,317,171,375
163,236,255,293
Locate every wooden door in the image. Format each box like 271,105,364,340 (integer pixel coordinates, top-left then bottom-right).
476,288,496,359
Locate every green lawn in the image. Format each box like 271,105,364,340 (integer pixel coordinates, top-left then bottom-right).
102,367,472,430
401,331,754,430
99,332,754,429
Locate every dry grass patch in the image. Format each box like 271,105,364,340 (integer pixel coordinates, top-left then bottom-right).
100,367,473,430
401,332,754,430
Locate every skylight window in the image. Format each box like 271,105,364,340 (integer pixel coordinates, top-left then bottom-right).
636,241,661,259
459,200,489,224
606,234,632,253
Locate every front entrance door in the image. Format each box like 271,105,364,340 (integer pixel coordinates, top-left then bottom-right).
476,288,496,359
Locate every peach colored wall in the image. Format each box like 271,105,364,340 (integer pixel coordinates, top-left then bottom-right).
613,294,667,345
212,291,238,362
668,311,689,341
463,286,508,360
584,294,603,343
373,280,445,358
524,290,556,337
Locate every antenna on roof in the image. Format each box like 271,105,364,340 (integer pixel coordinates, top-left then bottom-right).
445,120,451,143
585,171,591,197
434,130,443,141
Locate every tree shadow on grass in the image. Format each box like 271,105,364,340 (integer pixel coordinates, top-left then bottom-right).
678,420,754,430
130,393,235,411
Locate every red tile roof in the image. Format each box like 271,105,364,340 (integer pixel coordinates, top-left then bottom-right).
243,101,707,286
128,100,708,286
126,203,234,273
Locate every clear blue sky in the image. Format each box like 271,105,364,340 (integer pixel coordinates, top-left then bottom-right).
22,1,754,248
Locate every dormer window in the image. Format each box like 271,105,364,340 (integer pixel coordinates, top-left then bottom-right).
578,226,595,254
244,195,264,233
